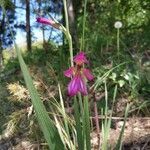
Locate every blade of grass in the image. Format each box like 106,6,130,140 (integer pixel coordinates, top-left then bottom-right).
54,114,75,150
101,82,118,150
13,39,64,150
46,94,77,149
14,37,64,150
83,96,91,150
58,84,73,148
74,97,84,150
101,81,109,150
93,96,100,148
115,104,130,150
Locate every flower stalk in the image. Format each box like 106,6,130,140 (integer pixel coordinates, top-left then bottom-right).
117,28,120,59
83,96,91,150
64,52,93,149
81,0,88,50
63,0,74,66
114,21,122,60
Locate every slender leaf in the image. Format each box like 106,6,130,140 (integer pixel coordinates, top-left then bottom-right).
74,97,84,150
83,96,91,150
115,104,130,150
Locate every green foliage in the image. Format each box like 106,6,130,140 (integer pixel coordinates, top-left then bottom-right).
0,0,150,149
0,0,14,9
77,0,150,53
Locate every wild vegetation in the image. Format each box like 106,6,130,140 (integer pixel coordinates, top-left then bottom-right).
0,0,150,150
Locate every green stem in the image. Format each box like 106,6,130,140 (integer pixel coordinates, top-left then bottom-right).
78,93,83,114
81,0,88,51
117,28,120,59
68,33,74,67
83,96,91,150
94,99,100,148
74,97,84,150
104,81,108,116
63,0,69,32
63,0,73,67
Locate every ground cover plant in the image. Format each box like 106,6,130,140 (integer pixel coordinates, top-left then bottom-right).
0,0,150,150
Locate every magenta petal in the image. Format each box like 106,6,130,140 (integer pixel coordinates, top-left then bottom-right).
78,77,88,95
67,74,88,96
73,52,88,65
83,69,94,81
68,76,79,96
64,67,74,78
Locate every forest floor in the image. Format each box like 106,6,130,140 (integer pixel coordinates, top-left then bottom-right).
0,46,150,150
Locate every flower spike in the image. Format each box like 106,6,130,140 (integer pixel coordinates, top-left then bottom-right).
36,17,60,29
64,51,94,96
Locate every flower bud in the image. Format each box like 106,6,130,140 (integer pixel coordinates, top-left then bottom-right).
36,17,60,30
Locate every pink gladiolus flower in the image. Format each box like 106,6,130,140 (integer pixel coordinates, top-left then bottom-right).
73,52,88,65
64,52,94,96
36,17,60,29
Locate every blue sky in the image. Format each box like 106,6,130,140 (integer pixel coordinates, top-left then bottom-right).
15,7,43,45
15,1,63,46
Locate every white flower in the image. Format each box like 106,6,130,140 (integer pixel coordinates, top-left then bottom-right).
114,21,122,29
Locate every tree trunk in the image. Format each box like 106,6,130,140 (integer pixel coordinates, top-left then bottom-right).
0,51,3,69
0,13,5,69
37,0,46,52
26,0,31,51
